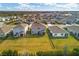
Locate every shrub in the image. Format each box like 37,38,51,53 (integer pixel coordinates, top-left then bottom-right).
72,48,79,56
36,51,64,56
1,49,19,56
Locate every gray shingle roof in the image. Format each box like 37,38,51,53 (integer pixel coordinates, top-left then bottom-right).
13,23,28,29
0,25,13,34
31,22,46,30
66,26,79,32
48,26,67,33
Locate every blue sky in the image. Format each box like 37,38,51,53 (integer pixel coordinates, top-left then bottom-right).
0,3,79,11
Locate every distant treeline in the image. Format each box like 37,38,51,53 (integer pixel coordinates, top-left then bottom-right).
0,11,78,16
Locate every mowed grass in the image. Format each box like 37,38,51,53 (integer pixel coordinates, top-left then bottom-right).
51,35,79,51
0,31,79,54
0,33,53,54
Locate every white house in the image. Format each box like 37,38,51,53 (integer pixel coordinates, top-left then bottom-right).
12,24,28,37
31,22,46,35
48,26,68,38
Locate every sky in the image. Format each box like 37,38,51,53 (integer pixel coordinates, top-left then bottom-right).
0,3,79,11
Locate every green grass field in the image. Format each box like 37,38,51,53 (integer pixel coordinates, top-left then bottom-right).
0,31,79,55
0,33,53,54
52,35,79,50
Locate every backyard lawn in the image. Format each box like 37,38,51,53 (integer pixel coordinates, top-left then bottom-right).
0,31,79,55
0,33,53,54
52,35,79,49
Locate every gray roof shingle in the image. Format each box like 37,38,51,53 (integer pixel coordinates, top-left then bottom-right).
66,26,79,32
48,26,67,33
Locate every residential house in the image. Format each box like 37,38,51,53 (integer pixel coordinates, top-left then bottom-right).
75,18,79,24
61,16,77,24
0,16,12,23
0,22,4,28
0,25,13,38
48,26,68,38
12,24,28,37
31,22,46,35
66,26,79,39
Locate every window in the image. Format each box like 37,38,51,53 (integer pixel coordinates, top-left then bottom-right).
78,33,79,37
75,33,77,35
54,33,57,36
14,33,18,36
61,33,63,35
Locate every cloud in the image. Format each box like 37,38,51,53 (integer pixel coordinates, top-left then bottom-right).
17,3,79,11
13,3,33,11
43,3,79,11
0,3,79,11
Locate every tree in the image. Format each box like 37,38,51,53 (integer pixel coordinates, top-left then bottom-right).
1,49,19,56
